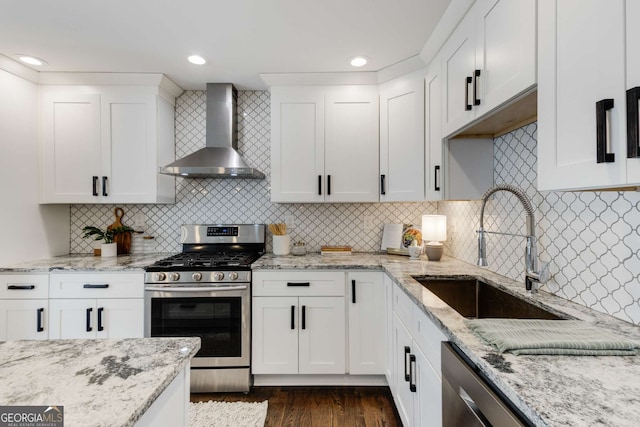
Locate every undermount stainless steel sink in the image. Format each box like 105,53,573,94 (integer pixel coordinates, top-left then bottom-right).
413,277,565,320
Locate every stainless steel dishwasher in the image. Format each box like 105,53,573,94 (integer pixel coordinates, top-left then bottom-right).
442,342,533,427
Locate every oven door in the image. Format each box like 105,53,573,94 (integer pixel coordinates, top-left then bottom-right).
144,284,250,367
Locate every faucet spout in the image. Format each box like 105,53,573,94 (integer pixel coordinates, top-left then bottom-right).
477,184,542,293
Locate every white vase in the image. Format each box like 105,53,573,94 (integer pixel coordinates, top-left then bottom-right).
101,242,117,258
272,235,290,256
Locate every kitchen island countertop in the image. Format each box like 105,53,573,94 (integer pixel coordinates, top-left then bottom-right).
253,253,640,427
0,337,200,426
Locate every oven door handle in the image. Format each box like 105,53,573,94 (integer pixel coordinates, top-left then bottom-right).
145,285,248,292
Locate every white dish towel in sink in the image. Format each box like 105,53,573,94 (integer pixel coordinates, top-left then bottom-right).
466,319,640,355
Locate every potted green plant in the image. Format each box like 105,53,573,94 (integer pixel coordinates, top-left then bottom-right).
82,225,134,257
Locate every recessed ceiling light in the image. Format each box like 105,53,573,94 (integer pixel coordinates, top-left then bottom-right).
18,55,46,66
188,55,206,65
350,56,368,67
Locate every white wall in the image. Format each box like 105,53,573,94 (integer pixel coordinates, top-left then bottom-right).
0,68,69,263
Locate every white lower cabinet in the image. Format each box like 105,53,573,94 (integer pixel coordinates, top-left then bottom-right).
390,279,446,427
348,272,385,375
48,273,144,339
0,274,49,341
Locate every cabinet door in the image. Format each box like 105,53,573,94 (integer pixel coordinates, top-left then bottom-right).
441,11,477,137
473,0,536,117
380,76,425,201
325,87,379,202
348,272,385,375
0,300,48,341
626,1,640,184
384,275,395,392
271,87,325,202
49,299,96,339
101,94,158,203
252,297,299,374
538,0,627,191
40,92,101,203
392,313,415,427
413,345,442,427
95,298,143,338
425,58,443,201
298,296,346,374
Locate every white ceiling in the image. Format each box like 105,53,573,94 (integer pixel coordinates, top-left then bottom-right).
0,0,451,90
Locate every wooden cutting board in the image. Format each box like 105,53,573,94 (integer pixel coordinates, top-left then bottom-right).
108,207,131,255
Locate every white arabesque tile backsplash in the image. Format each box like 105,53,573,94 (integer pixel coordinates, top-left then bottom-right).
70,90,436,255
70,91,640,326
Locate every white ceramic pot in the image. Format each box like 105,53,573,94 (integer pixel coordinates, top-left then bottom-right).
101,242,118,258
272,235,291,256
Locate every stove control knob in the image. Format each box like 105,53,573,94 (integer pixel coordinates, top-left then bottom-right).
192,272,202,281
154,273,166,281
214,272,224,281
170,272,181,281
229,272,239,281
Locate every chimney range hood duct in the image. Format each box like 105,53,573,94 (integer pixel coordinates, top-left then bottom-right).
160,83,265,179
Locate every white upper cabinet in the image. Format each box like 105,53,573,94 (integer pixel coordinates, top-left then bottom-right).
538,0,640,191
379,75,425,202
271,85,379,203
40,82,177,204
425,57,444,201
442,0,536,137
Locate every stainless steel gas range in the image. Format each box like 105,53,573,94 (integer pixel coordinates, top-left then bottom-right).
144,224,265,393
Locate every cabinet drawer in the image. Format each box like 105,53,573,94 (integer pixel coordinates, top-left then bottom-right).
50,273,143,299
413,305,447,375
253,271,345,297
392,283,415,329
0,274,49,299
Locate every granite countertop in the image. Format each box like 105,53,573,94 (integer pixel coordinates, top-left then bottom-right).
0,253,174,273
253,253,640,427
0,337,200,427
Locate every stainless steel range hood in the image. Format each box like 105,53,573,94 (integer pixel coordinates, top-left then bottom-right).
160,83,265,179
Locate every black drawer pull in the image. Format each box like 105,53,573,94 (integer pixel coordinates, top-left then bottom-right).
302,305,306,330
102,176,108,197
83,284,109,289
351,279,356,304
434,165,441,191
86,307,93,332
409,354,417,392
318,175,322,195
596,98,615,163
473,69,481,106
92,176,99,196
97,307,104,332
327,175,331,196
290,305,295,330
627,87,640,158
8,285,35,290
287,282,310,287
380,174,386,195
404,346,411,382
465,76,472,111
37,308,44,332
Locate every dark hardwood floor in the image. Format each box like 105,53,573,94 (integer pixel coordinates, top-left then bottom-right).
191,386,402,426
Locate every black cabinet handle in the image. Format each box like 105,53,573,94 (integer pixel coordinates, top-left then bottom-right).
404,346,411,381
302,305,306,330
92,176,99,196
318,175,322,195
380,175,386,195
86,308,93,332
290,305,295,330
351,279,356,304
97,307,104,332
465,76,473,111
473,69,481,106
627,87,640,158
327,175,331,196
409,354,417,392
7,285,35,290
102,176,108,196
596,98,615,163
434,165,441,191
287,282,310,287
37,308,44,332
83,284,109,289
